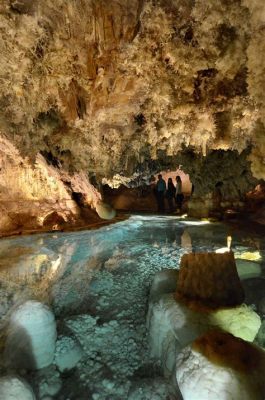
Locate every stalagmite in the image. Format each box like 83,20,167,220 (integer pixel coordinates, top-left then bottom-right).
147,252,261,378
95,201,116,220
0,376,35,400
5,301,57,370
176,330,265,400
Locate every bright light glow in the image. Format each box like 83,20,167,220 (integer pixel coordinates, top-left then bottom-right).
50,255,61,275
130,215,183,221
216,236,232,253
180,220,211,226
215,247,230,254
235,251,262,261
37,216,44,224
226,209,237,214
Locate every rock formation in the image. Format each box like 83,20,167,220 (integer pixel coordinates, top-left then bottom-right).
5,300,57,370
0,376,35,400
176,329,265,400
147,251,261,378
176,251,245,310
0,0,265,231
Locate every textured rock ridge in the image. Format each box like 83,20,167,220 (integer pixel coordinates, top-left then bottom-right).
0,0,265,230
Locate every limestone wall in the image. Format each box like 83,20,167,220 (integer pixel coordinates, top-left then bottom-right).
0,0,264,224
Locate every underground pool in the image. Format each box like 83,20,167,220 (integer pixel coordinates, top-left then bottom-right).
0,215,264,399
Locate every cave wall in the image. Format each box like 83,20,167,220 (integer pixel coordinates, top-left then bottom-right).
0,137,101,234
0,0,265,230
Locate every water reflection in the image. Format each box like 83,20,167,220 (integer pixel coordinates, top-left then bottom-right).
181,229,192,252
0,216,264,319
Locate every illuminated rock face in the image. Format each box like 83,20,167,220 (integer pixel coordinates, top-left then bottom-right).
5,301,57,370
0,0,265,228
0,138,102,234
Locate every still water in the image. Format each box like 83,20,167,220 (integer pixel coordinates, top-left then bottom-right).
0,215,264,399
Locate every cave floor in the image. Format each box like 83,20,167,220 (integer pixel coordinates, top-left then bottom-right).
0,215,264,399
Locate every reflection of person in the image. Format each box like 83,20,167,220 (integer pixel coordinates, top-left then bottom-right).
175,176,184,210
181,229,192,252
166,178,176,212
155,174,166,212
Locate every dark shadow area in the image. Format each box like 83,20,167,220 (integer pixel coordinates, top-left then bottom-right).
4,322,37,370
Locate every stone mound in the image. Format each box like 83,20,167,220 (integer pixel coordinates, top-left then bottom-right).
176,252,244,311
176,329,265,400
192,328,265,375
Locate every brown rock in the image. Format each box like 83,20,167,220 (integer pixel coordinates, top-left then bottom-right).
176,252,245,311
193,329,265,377
10,0,36,14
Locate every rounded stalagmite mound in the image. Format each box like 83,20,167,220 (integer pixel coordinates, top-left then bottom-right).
175,252,245,311
176,329,265,400
192,329,265,375
0,376,35,400
4,300,57,370
95,201,116,220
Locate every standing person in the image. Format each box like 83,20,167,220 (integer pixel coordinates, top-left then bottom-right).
175,175,184,211
155,174,166,212
166,177,176,212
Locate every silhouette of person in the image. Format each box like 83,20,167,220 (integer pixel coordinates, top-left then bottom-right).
175,175,184,211
166,177,176,212
155,174,166,212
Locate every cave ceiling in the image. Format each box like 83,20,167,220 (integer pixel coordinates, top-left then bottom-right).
0,0,265,183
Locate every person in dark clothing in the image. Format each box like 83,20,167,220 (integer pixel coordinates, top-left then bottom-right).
155,174,166,212
175,175,184,211
166,177,176,212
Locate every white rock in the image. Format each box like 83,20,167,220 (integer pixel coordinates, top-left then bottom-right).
54,336,83,372
148,293,260,377
176,347,262,400
5,301,57,370
95,201,116,220
0,376,35,400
